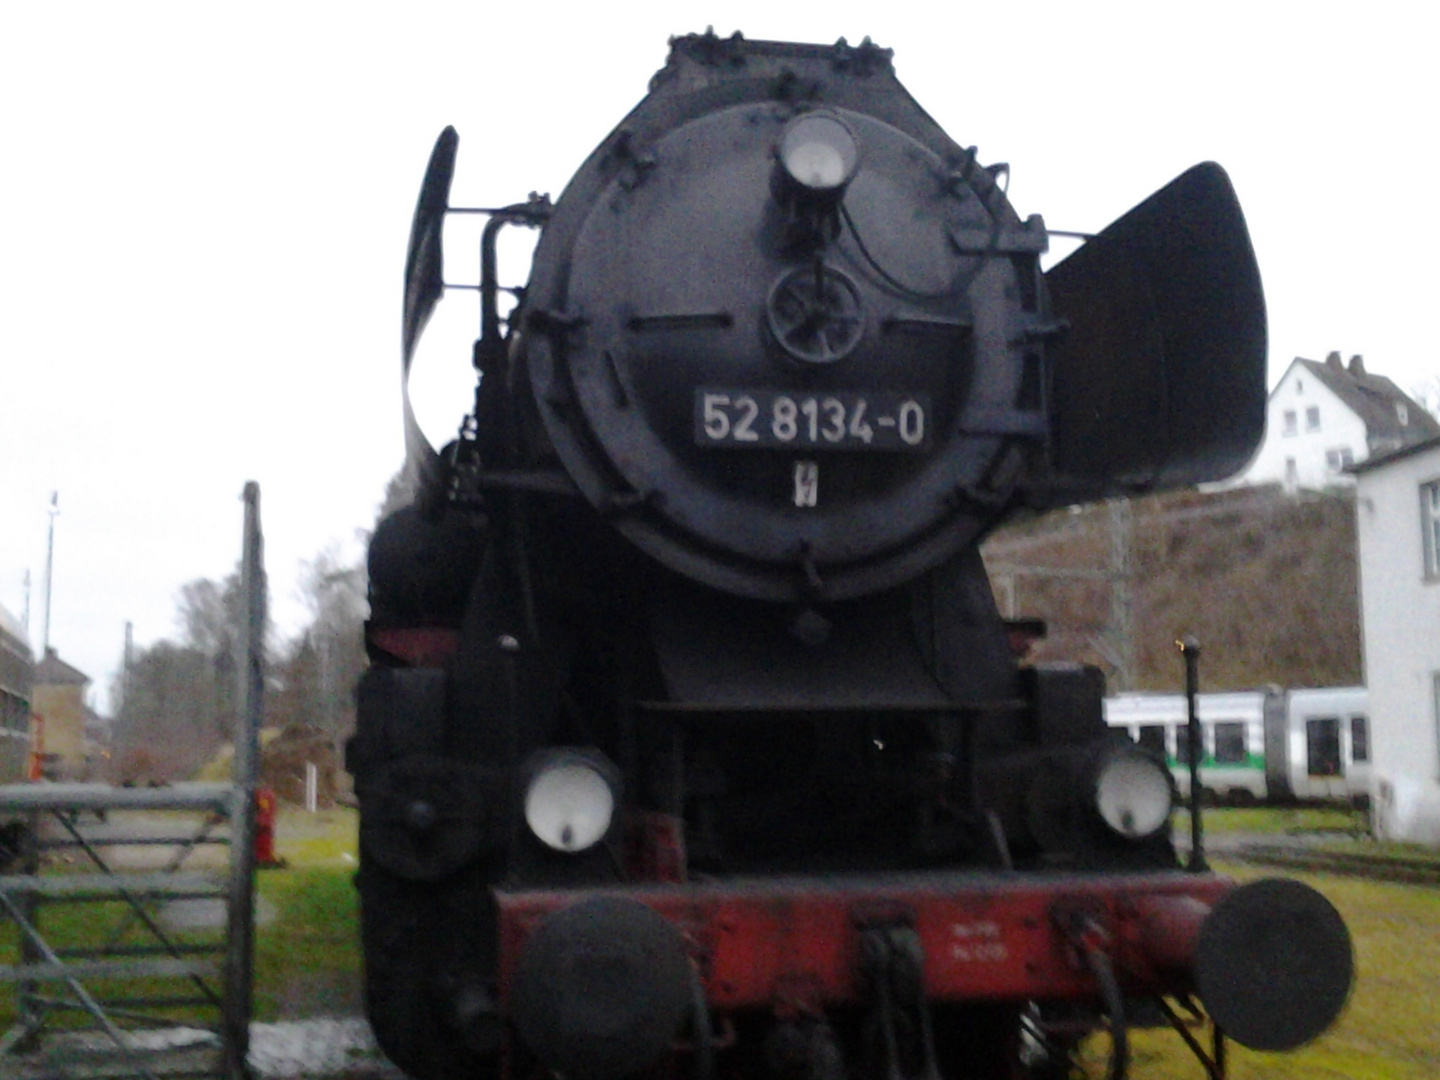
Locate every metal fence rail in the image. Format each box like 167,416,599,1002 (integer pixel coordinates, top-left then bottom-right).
0,484,265,1079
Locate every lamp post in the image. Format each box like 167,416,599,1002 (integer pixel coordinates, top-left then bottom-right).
41,492,58,655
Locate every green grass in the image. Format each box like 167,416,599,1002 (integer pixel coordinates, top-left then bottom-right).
253,865,360,1020
1079,862,1440,1079
253,807,363,1020
1174,805,1367,835
272,807,360,866
5,806,1439,1079
0,807,364,1031
0,894,227,1031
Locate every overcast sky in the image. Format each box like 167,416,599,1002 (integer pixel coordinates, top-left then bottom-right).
2,1,1436,708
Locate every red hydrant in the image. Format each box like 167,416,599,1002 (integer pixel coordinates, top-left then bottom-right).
255,787,285,869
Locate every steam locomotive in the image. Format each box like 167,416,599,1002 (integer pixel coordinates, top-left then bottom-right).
349,33,1353,1080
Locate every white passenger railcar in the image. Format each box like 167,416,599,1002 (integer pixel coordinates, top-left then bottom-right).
1104,686,1369,806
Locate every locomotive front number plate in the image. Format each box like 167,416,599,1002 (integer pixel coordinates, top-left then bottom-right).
696,389,930,451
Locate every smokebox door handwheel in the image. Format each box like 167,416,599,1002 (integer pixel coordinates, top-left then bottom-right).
766,263,866,365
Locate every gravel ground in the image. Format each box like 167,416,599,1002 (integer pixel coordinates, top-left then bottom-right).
248,1018,405,1078
5,1018,406,1078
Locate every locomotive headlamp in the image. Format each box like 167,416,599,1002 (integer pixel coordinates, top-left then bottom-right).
523,750,620,854
779,113,859,192
1092,746,1174,840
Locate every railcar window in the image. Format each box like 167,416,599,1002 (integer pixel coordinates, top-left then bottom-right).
1137,725,1167,758
1213,722,1247,764
1306,718,1343,777
1350,716,1369,763
1174,723,1203,765
1433,674,1440,776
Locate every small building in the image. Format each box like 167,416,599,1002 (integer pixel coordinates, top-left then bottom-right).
1352,435,1440,844
33,647,91,781
0,605,33,781
1241,353,1439,492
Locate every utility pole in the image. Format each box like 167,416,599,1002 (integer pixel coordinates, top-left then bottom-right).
984,498,1138,690
1107,498,1136,691
41,492,59,655
120,620,134,714
21,570,30,641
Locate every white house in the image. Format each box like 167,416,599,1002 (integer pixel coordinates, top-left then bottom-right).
1240,353,1438,491
1352,435,1440,845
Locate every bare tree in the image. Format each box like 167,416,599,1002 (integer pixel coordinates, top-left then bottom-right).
283,546,368,752
1410,374,1440,421
110,641,219,781
109,568,274,782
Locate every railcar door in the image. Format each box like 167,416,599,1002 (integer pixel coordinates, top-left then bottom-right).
1210,720,1262,804
1347,713,1371,806
1303,717,1345,800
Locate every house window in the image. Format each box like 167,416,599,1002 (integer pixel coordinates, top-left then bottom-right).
1350,716,1369,763
1325,447,1354,472
1282,409,1298,436
1434,674,1440,779
1306,406,1321,431
1296,379,1304,393
1285,457,1298,486
1213,722,1248,764
1423,481,1440,578
1397,403,1409,426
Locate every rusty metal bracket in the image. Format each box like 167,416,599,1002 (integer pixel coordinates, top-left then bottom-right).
1154,996,1227,1080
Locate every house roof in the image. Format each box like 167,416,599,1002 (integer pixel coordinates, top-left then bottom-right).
1349,433,1440,475
1292,353,1440,446
36,647,90,686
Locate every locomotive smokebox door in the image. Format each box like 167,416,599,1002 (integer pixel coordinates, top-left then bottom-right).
520,40,1057,603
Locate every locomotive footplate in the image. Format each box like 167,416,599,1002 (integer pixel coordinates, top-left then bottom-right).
497,871,1235,1010
499,870,1352,1071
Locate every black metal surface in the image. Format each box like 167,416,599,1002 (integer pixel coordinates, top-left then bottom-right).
1195,878,1353,1051
358,755,505,882
1181,636,1206,871
521,37,1047,602
400,128,458,473
1040,163,1267,503
510,898,692,1080
367,505,487,629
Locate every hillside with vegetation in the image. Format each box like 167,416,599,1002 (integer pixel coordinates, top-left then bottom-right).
108,475,1361,783
981,485,1362,693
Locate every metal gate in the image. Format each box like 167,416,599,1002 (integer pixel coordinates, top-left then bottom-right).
0,482,266,1079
